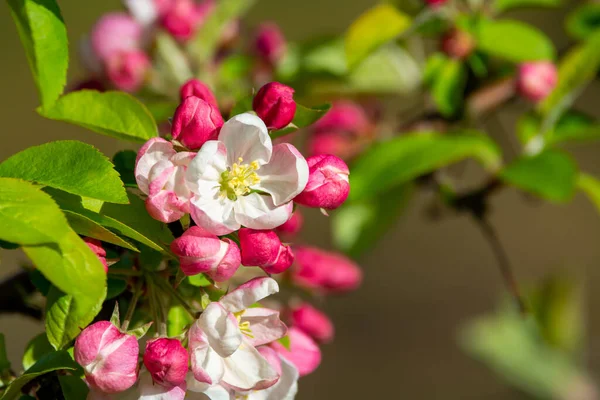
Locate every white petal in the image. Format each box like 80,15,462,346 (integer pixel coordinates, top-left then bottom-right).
185,141,228,195
135,138,176,194
233,193,293,230
199,303,243,358
124,0,158,26
139,369,186,400
240,308,287,347
186,374,233,400
255,143,309,205
248,356,299,400
220,278,279,313
222,343,279,391
189,323,226,385
219,113,272,166
190,195,239,236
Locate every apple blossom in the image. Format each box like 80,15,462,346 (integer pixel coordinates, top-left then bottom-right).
275,210,303,236
135,138,195,223
106,50,150,92
308,130,361,160
144,338,189,387
84,237,108,273
254,23,287,65
138,367,186,400
90,13,144,62
252,82,296,130
313,101,370,135
74,321,139,393
238,347,299,400
238,228,294,274
172,96,224,150
517,61,558,102
188,277,286,391
291,246,362,293
294,154,350,210
270,327,321,377
185,113,308,235
290,303,334,343
171,226,241,281
180,79,219,109
159,0,214,41
441,29,475,60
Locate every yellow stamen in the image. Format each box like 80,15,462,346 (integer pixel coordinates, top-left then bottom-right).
234,310,255,339
219,157,261,201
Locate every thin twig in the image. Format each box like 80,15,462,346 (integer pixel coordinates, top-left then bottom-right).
153,275,197,319
475,217,527,315
108,269,142,277
121,279,143,331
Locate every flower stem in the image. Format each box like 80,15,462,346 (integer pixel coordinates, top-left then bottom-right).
153,275,197,319
121,279,143,331
108,269,142,277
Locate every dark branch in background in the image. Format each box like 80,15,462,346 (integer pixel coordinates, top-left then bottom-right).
0,271,42,320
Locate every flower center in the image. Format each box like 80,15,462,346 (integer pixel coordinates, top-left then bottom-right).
234,310,254,339
219,157,261,201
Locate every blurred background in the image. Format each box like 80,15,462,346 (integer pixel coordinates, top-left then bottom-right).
2,0,600,398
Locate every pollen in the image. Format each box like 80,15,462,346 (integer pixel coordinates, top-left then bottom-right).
219,157,261,200
234,310,255,339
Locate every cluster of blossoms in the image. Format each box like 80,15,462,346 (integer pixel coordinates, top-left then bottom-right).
72,79,362,399
78,0,287,94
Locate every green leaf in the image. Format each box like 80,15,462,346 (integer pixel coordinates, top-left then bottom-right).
349,132,501,202
577,173,600,213
270,104,332,138
230,96,253,118
39,91,158,143
345,4,411,69
493,0,561,12
22,334,53,371
168,304,194,337
7,0,68,109
154,32,193,91
0,334,9,371
110,302,120,326
63,211,138,251
423,53,448,86
188,274,212,287
517,111,597,149
45,286,106,350
23,228,106,316
500,150,577,203
538,31,600,118
127,322,153,339
144,101,178,124
333,184,413,258
0,178,69,246
0,141,127,204
106,277,128,300
459,312,585,399
431,58,467,117
347,45,421,94
47,189,174,255
566,3,600,41
58,375,89,400
0,351,78,400
476,19,555,62
112,150,137,188
187,0,255,64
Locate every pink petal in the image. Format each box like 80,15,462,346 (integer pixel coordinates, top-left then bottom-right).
220,277,279,313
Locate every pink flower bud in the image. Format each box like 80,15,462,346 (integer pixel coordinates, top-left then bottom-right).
275,211,303,236
171,226,241,281
143,338,189,387
441,29,475,60
313,101,370,136
91,13,143,62
106,50,150,92
294,154,350,210
171,96,224,149
517,61,558,102
84,238,108,273
180,79,219,109
159,0,213,41
270,327,321,377
291,246,362,293
74,321,139,393
425,0,447,7
239,228,294,274
308,131,361,160
290,303,334,343
254,22,287,65
252,82,296,130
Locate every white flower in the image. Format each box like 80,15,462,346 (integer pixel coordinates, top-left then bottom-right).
188,278,287,391
185,113,309,235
